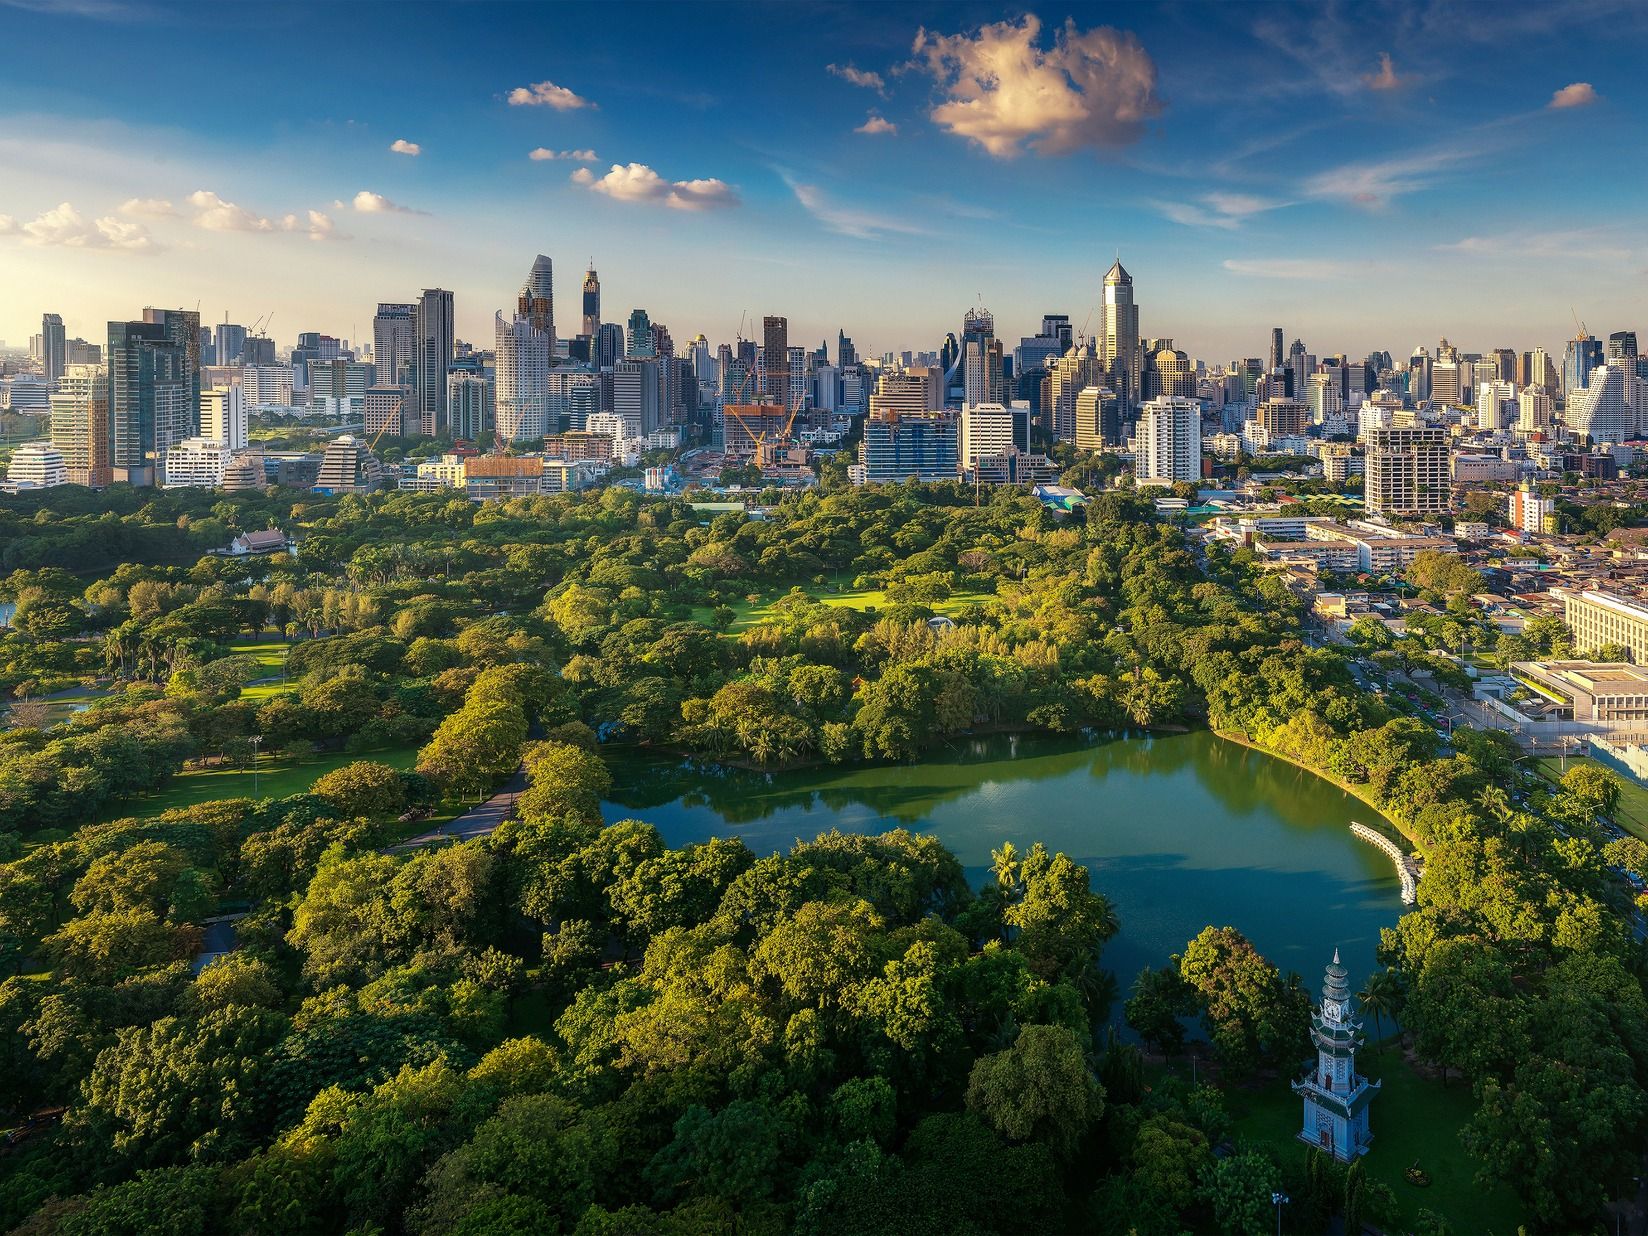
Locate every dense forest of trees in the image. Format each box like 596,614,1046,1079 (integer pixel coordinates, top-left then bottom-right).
0,480,1642,1232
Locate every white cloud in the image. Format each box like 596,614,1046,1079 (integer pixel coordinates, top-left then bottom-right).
1156,191,1287,229
5,201,158,252
1549,81,1598,109
529,147,598,162
351,189,416,214
280,210,334,241
780,172,926,240
187,188,272,232
119,196,174,216
1299,145,1473,209
911,15,1160,157
1362,52,1401,91
1435,227,1632,263
389,138,422,156
507,80,593,109
1222,257,1346,280
827,63,886,94
855,113,898,136
570,162,738,211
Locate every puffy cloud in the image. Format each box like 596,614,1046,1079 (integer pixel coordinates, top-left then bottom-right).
5,201,158,252
570,162,738,211
827,62,885,93
1362,52,1401,91
1549,81,1597,109
280,210,334,241
389,138,422,156
855,113,897,136
912,15,1160,157
529,147,598,162
507,80,593,109
187,188,272,232
119,197,174,216
351,189,415,214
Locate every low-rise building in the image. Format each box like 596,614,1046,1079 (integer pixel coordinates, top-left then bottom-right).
3,443,68,491
1511,660,1648,726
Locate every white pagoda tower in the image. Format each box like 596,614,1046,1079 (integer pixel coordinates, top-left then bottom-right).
1291,949,1379,1161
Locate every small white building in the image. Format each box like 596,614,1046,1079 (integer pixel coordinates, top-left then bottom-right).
163,438,234,488
3,443,68,491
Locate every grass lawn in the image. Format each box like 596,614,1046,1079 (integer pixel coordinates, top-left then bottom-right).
691,586,999,633
106,743,422,817
239,682,294,702
226,639,293,672
1535,755,1648,842
1169,1045,1525,1234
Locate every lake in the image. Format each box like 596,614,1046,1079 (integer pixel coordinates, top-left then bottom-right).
601,730,1402,992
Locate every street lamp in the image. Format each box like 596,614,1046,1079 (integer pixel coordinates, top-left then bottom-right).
1271,1191,1290,1236
250,734,263,796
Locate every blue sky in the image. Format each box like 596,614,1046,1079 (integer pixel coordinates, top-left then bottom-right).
2,0,1645,363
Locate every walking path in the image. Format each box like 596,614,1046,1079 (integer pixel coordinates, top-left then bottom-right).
395,767,527,849
1350,821,1419,904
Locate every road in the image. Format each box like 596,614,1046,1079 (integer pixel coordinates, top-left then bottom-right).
395,766,527,849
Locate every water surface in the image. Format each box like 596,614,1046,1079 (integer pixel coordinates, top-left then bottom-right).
602,730,1400,989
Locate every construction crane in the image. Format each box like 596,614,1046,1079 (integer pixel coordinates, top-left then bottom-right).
1571,307,1589,339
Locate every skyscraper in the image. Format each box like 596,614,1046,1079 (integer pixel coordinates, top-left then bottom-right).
141,307,202,431
495,311,551,442
372,304,416,388
214,321,248,369
518,255,555,356
1101,260,1141,411
627,309,655,359
1608,331,1639,365
837,330,856,369
41,313,65,385
413,289,455,436
581,267,600,339
594,322,624,370
1268,327,1284,373
51,364,110,487
1134,395,1201,485
108,318,190,486
1562,332,1603,398
762,316,789,402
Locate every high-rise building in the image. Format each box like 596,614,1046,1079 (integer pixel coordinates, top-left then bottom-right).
613,357,661,437
1475,380,1517,432
1048,339,1102,444
372,304,416,389
1364,426,1449,516
963,336,1004,408
594,322,624,370
837,330,857,369
495,311,551,442
41,313,66,385
201,385,248,451
141,307,201,429
363,386,408,439
1101,260,1141,410
1257,398,1310,438
1507,480,1555,534
1268,327,1284,374
447,372,493,440
1562,333,1603,399
1608,331,1639,366
162,437,234,489
960,402,1027,466
762,315,788,402
1565,364,1646,443
214,321,248,369
870,371,937,421
1074,385,1120,451
858,411,958,483
581,267,600,339
1146,341,1194,400
626,309,655,359
1518,388,1554,433
51,364,111,487
519,255,555,357
1429,353,1462,406
1134,395,1201,485
242,365,295,407
412,289,455,436
108,318,192,486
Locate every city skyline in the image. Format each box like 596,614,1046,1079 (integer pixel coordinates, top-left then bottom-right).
2,0,1647,360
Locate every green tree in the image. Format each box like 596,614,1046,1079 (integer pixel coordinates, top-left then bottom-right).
964,1023,1103,1156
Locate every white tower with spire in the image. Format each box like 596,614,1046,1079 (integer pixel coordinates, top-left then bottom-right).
1291,949,1379,1162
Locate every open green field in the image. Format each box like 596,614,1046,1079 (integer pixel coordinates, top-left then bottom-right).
1535,755,1648,842
692,586,998,633
105,743,421,818
226,639,293,671
1168,1045,1525,1234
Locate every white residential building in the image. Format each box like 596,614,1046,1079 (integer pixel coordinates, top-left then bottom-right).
495,312,551,442
162,437,233,488
1566,364,1646,443
1475,380,1517,432
1134,395,1201,485
201,385,248,451
242,365,295,407
959,403,1017,468
3,443,68,491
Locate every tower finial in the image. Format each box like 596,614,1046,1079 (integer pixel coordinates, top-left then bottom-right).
1332,947,1340,965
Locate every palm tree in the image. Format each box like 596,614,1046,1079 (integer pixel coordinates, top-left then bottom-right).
1476,784,1512,825
1357,970,1402,1055
991,842,1019,894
